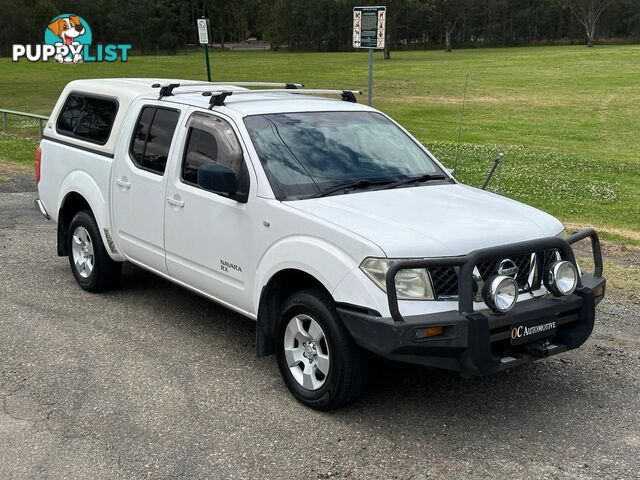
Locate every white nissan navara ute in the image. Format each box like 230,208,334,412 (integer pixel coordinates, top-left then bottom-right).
35,79,606,410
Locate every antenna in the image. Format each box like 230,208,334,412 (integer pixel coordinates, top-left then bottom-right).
453,74,469,174
481,152,505,190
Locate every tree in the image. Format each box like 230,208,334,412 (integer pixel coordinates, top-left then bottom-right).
2,0,640,55
563,0,609,46
0,0,57,55
373,0,433,59
433,0,466,52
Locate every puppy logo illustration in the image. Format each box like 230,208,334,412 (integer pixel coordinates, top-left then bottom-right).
44,14,92,63
12,14,130,63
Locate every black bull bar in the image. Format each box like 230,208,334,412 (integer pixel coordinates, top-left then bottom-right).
385,228,603,323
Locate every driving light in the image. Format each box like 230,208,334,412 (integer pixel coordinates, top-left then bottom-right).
544,260,578,296
360,258,435,300
482,275,518,313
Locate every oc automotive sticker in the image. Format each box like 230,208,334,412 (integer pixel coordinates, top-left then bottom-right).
511,320,557,343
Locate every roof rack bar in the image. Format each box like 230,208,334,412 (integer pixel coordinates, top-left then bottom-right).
152,81,305,99
201,89,362,107
340,90,358,103
208,82,305,89
154,83,180,99
202,91,234,109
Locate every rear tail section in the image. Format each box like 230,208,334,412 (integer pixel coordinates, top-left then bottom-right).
35,144,42,184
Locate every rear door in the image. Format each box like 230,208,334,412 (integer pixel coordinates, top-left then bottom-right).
111,102,182,274
164,109,255,314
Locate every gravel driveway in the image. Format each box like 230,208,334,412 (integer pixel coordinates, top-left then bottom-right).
1,173,638,479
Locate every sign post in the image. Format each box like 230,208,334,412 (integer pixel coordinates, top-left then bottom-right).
197,17,212,82
353,6,386,106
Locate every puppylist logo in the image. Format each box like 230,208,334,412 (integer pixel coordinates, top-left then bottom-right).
13,14,131,63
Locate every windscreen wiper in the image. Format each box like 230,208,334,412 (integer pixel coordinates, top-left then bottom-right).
382,173,447,190
312,178,395,198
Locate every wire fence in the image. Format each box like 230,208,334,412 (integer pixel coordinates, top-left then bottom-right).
1,109,49,138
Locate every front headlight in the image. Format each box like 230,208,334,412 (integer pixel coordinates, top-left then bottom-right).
360,258,435,300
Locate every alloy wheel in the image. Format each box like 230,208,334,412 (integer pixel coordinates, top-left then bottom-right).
283,314,330,390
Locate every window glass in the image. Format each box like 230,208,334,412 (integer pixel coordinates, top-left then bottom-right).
182,128,218,184
143,109,180,174
57,95,84,134
182,113,249,195
244,112,444,200
128,107,180,175
57,94,118,145
130,107,155,164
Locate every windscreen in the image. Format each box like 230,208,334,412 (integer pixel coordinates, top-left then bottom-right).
244,111,444,200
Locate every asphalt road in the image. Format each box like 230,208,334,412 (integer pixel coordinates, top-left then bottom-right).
1,178,639,479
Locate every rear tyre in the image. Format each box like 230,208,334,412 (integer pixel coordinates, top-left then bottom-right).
276,289,368,410
67,210,121,292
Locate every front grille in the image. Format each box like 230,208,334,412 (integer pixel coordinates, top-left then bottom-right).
429,266,459,298
477,254,532,290
544,249,560,268
429,249,561,300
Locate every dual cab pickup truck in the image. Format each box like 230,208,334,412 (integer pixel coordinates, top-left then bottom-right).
35,79,606,409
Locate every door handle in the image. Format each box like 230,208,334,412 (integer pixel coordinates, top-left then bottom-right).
167,195,185,208
116,177,131,189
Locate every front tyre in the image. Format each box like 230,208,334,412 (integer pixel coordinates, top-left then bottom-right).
276,290,368,410
67,210,121,292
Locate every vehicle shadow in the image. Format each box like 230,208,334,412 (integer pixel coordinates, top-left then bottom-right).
115,262,607,435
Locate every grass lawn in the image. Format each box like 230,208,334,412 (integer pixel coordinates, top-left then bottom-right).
1,45,639,242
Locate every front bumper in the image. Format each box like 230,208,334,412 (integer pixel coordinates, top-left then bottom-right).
337,229,606,376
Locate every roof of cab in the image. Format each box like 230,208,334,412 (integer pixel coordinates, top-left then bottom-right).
44,78,370,155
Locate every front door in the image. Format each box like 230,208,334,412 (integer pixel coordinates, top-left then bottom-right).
111,103,181,274
164,110,255,314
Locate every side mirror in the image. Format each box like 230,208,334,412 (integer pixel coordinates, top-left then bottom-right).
197,163,238,195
